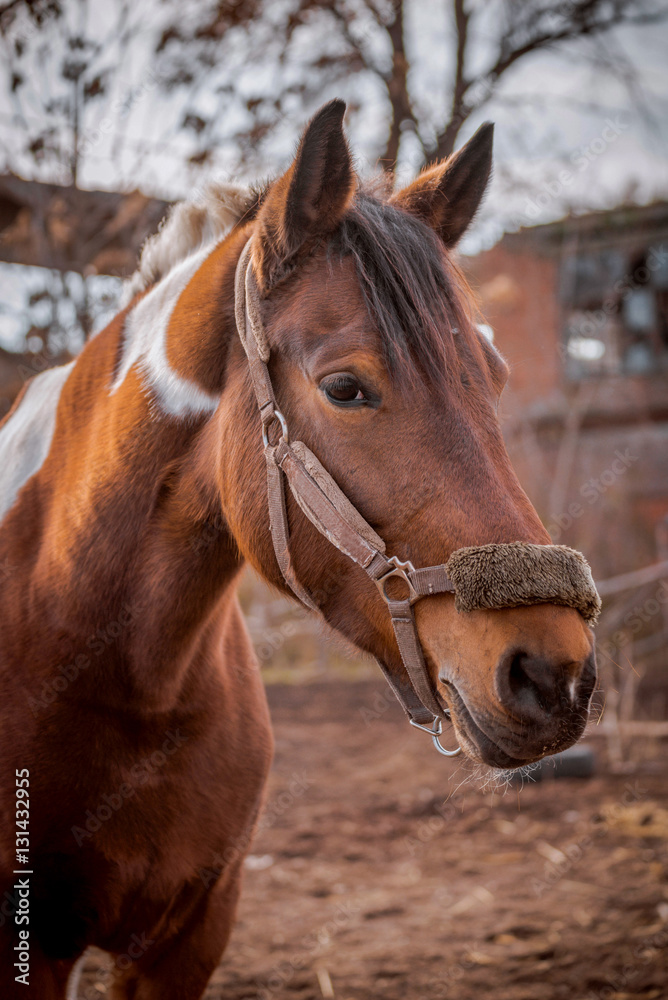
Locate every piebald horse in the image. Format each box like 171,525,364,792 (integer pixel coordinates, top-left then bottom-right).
0,101,596,998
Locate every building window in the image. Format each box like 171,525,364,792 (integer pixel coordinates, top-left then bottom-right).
560,243,668,379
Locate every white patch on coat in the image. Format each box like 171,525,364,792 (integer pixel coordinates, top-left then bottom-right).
111,244,222,418
115,180,257,419
122,181,255,305
0,361,74,523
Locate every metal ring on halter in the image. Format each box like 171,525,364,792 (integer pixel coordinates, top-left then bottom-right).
375,555,419,606
262,409,289,448
409,717,462,757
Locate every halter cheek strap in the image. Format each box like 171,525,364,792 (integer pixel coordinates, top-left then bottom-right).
233,239,601,757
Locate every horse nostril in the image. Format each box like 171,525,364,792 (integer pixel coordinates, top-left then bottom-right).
488,647,596,756
507,651,546,712
497,649,570,721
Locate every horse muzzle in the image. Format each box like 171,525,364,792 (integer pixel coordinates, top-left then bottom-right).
441,646,597,769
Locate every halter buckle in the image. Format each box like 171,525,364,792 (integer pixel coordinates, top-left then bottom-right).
409,716,462,757
375,556,419,605
262,408,289,448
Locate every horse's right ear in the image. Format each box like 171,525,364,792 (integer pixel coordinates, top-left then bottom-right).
253,100,355,290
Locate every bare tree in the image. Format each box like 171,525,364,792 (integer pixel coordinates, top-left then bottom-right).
0,0,169,185
0,0,178,348
0,0,666,355
2,0,666,185
157,0,668,175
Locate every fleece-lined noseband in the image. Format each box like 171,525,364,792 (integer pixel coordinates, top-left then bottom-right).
235,239,601,756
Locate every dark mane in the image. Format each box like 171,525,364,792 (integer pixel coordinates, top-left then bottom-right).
333,192,476,391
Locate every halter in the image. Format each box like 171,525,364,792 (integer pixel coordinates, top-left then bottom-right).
234,239,601,757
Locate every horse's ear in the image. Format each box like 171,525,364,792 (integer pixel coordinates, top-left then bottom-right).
391,122,494,248
254,99,355,290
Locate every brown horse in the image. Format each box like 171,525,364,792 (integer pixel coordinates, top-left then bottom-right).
0,101,596,998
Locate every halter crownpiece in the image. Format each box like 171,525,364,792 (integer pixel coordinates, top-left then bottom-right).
234,238,601,757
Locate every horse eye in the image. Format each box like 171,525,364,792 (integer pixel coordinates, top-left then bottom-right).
321,375,368,408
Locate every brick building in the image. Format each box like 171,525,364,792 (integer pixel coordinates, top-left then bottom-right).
464,201,668,577
464,203,668,708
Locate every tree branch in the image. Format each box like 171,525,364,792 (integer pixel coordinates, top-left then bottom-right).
428,0,668,166
431,0,470,162
327,2,384,77
378,0,424,171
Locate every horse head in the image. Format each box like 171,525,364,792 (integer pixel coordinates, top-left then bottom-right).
217,100,596,769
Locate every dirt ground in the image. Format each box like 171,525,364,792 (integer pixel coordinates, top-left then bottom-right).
82,681,668,1000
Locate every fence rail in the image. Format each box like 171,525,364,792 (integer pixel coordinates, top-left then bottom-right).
596,559,668,597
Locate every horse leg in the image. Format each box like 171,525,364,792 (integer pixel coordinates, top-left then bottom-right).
106,868,243,1000
65,951,88,999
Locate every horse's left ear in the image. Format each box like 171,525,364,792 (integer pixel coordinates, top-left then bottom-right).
391,122,494,248
254,99,355,290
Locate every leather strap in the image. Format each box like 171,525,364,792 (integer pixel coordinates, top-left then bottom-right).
236,243,318,612
264,446,318,612
276,441,381,570
409,565,455,596
386,599,448,721
232,235,599,745
278,440,451,721
234,239,455,727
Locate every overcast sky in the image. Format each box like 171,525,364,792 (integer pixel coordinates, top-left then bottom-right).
2,1,667,238
1,1,667,347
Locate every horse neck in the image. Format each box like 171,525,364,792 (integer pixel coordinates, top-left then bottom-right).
40,231,252,710
119,233,262,701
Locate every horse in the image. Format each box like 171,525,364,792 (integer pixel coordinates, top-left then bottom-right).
0,100,597,999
